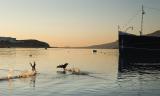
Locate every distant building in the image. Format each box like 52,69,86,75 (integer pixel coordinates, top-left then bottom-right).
0,37,16,43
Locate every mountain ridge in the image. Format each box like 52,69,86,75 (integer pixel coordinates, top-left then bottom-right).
0,37,50,48
87,30,160,49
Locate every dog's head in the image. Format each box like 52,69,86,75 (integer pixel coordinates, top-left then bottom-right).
64,63,68,66
57,63,69,68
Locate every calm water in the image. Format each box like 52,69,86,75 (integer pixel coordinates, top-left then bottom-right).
0,48,160,96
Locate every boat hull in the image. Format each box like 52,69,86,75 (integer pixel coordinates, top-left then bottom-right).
119,31,160,57
118,31,160,70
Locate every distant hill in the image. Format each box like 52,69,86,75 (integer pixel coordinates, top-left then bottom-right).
86,30,160,49
0,37,50,48
146,30,160,37
14,39,50,48
87,41,118,49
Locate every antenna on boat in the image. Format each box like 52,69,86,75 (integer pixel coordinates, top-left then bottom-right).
118,25,120,32
140,5,145,36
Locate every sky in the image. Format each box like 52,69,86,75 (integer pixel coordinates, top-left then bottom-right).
0,0,160,47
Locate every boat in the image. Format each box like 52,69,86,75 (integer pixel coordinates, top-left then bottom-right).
118,5,160,69
119,31,160,57
93,49,97,53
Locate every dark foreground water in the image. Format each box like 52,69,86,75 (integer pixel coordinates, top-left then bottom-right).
0,48,160,96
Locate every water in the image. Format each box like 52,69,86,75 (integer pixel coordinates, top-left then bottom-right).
0,48,160,96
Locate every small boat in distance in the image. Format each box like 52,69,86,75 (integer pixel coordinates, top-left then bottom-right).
93,49,97,53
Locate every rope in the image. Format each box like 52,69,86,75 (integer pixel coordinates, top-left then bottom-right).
121,10,141,31
145,6,160,12
121,6,160,32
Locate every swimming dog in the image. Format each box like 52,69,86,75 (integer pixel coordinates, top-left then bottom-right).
57,63,68,71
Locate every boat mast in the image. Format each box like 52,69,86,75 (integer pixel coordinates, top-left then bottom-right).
140,5,145,36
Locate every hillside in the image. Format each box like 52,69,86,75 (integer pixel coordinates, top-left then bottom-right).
146,30,160,37
14,39,50,48
87,41,118,49
0,37,50,48
87,30,160,49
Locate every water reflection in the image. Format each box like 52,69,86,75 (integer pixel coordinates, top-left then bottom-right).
0,49,119,96
30,75,36,87
117,55,160,96
3,48,160,96
0,48,16,56
118,53,160,87
118,53,160,72
56,71,66,74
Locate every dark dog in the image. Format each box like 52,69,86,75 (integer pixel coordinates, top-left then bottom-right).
57,63,68,71
30,61,36,72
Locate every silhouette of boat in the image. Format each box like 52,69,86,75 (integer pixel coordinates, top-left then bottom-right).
118,5,160,69
119,31,160,57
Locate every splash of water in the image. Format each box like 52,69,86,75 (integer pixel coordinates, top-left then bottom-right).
19,70,36,78
66,68,89,75
67,67,80,73
8,69,14,79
